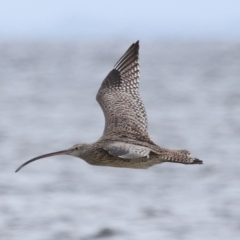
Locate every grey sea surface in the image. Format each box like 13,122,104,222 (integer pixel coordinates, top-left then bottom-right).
0,40,240,240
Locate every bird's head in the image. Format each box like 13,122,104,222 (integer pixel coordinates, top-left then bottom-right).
15,143,89,172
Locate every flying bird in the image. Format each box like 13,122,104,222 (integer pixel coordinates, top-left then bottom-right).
16,41,202,172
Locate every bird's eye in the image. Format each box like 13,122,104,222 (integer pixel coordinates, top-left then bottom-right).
74,147,79,150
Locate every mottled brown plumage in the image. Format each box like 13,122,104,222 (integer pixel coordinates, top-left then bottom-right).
16,41,202,172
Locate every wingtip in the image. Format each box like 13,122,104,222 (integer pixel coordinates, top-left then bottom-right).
134,40,139,48
132,40,139,52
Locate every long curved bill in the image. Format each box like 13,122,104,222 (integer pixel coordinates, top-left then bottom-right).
15,150,68,172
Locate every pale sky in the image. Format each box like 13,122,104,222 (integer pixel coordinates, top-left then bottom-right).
1,0,240,40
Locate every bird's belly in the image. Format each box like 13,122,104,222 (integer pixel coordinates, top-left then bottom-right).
86,155,162,169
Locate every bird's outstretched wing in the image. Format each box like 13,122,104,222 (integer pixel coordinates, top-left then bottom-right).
97,41,151,142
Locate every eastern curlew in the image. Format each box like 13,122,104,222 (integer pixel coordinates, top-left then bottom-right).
16,41,202,172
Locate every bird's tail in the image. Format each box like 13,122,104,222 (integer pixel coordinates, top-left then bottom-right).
160,150,203,165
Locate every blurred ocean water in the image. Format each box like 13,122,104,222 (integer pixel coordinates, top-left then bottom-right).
0,40,240,240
